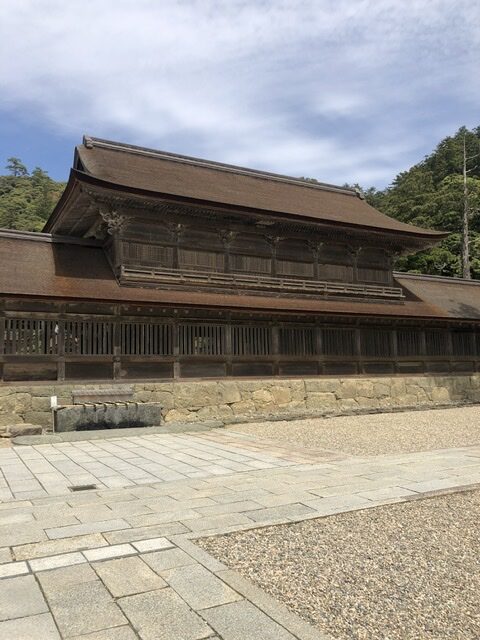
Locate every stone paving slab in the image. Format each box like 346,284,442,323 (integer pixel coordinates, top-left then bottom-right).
0,612,61,640
0,428,479,639
0,430,340,501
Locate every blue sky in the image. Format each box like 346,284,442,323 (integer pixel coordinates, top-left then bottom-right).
0,1,479,187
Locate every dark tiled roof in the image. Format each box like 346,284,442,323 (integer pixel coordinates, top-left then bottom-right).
395,273,480,320
0,232,465,320
61,137,445,238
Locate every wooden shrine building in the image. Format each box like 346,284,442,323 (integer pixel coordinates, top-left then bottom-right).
2,135,480,383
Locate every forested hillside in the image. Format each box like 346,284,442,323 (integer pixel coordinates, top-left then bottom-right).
2,127,480,277
0,158,65,232
364,126,480,278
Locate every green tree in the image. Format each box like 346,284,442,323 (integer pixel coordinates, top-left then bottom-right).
6,157,28,177
0,159,65,231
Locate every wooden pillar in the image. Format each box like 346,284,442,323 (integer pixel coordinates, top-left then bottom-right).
113,308,121,380
272,322,280,376
173,320,180,379
221,231,232,274
420,327,427,356
355,324,363,373
313,242,321,281
225,316,232,376
391,325,398,373
57,319,65,382
352,247,360,283
0,311,5,382
315,324,323,357
270,237,279,278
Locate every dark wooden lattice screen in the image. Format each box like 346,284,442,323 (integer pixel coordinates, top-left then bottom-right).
362,328,392,357
4,319,58,355
322,328,356,356
179,324,226,355
120,322,173,356
356,267,390,284
279,327,316,355
425,329,449,356
397,329,423,356
121,240,174,267
451,330,474,356
178,249,225,272
232,326,271,355
65,321,114,355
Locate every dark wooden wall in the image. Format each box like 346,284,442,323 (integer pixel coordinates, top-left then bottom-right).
1,298,479,382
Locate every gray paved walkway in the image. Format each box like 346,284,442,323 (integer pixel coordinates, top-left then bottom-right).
0,428,479,639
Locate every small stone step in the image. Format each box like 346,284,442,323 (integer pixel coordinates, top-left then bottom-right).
0,423,43,438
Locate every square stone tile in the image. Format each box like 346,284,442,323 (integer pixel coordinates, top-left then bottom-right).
0,574,48,621
13,533,109,560
45,519,130,540
94,556,167,597
163,564,241,610
104,522,189,545
246,503,315,523
141,548,196,573
45,579,127,637
0,548,11,564
37,563,98,593
84,543,136,562
29,552,86,573
184,514,252,532
68,626,138,639
132,537,174,553
0,612,61,639
118,588,212,640
0,560,29,578
0,522,47,548
201,600,296,639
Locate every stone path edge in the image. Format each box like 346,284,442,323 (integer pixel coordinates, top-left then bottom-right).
0,532,329,640
1,482,478,640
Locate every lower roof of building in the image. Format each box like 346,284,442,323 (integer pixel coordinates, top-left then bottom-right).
0,230,479,321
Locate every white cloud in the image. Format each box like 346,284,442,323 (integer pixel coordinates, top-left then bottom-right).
0,0,479,186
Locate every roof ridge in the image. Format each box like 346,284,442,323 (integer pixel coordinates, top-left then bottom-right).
82,135,361,198
395,271,480,286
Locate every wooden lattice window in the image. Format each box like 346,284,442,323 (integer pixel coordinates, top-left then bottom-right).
362,328,392,357
276,240,314,278
65,321,114,355
357,248,390,284
121,240,174,267
451,330,474,356
318,244,354,282
322,328,356,356
120,322,173,356
397,329,423,356
230,234,272,275
279,327,316,355
232,326,271,356
178,249,225,272
356,267,391,284
425,329,449,356
179,324,226,356
4,318,58,355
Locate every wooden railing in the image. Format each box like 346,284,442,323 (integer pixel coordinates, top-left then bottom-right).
119,266,404,300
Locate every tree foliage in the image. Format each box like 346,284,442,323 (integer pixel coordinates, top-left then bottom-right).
364,126,480,278
0,160,65,232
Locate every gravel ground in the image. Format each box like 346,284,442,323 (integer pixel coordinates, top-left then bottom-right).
199,489,480,640
228,405,480,456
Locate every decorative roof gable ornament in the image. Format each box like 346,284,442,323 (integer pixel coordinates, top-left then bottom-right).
99,206,128,235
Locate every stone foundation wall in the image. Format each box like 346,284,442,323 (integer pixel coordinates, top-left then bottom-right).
1,375,480,430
